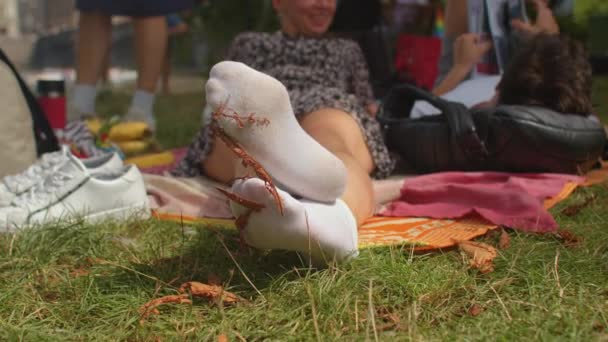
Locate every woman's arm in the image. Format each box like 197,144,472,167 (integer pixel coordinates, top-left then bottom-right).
432,33,493,96
432,64,474,96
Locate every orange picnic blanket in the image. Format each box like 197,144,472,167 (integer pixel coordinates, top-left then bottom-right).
151,162,608,251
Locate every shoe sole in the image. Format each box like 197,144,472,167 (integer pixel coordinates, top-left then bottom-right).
0,202,152,232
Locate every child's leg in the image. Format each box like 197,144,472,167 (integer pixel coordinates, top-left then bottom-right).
72,11,112,118
125,16,168,130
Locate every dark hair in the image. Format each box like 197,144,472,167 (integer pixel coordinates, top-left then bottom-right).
497,34,593,116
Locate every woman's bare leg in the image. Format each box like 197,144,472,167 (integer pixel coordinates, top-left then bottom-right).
299,109,375,225
200,61,367,261
227,109,371,262
201,109,374,224
202,136,237,184
202,107,375,225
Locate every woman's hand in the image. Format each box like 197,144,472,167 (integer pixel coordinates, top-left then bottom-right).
453,33,494,71
432,33,492,96
511,0,559,35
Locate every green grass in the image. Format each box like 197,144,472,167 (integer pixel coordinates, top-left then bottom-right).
0,187,606,340
0,78,606,340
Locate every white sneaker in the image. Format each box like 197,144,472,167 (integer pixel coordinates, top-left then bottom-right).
0,145,123,207
0,153,149,232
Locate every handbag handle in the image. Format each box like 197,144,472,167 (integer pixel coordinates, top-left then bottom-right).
378,84,488,161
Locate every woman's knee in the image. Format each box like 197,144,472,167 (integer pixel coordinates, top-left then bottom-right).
301,109,361,145
300,108,374,172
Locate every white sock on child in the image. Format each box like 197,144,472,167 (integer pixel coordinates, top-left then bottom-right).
126,89,156,130
231,178,358,263
205,61,347,203
71,84,97,117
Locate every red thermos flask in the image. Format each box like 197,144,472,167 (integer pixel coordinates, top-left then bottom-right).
37,79,66,130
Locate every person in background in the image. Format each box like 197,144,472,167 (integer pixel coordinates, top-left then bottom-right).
410,0,593,119
434,0,559,96
71,0,196,131
161,13,189,95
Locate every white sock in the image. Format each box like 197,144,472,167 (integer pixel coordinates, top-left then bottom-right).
205,61,347,203
126,89,156,130
230,178,359,263
71,84,97,116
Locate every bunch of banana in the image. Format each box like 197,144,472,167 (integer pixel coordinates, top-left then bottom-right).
86,118,158,156
124,151,175,169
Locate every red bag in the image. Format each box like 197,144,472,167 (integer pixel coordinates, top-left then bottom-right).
394,34,441,90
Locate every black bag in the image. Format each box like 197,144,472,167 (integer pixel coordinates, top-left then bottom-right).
0,48,59,156
377,84,607,174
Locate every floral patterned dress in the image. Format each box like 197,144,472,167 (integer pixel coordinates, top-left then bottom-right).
172,31,395,179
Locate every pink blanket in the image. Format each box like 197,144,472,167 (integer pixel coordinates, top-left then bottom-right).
144,174,232,219
380,172,585,232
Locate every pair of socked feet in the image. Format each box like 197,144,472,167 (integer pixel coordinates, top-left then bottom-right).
207,61,359,263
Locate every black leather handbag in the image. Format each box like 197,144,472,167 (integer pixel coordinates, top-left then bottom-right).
377,84,607,174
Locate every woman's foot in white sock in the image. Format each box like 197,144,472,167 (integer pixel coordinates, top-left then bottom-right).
205,61,347,203
230,178,359,263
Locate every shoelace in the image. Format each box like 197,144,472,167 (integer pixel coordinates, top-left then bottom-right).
3,152,66,193
11,170,74,209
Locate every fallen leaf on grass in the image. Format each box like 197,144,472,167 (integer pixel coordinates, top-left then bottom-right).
557,230,582,248
561,194,596,216
139,294,192,323
217,333,229,342
375,306,402,331
70,268,89,278
498,229,511,250
179,281,242,304
468,304,483,317
593,321,605,332
139,281,243,324
456,240,498,274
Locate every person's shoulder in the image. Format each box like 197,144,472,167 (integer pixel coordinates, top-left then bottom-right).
327,37,363,54
327,36,359,48
232,31,277,44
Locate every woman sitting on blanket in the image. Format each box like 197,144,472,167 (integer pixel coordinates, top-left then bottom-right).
173,0,390,263
411,0,594,119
